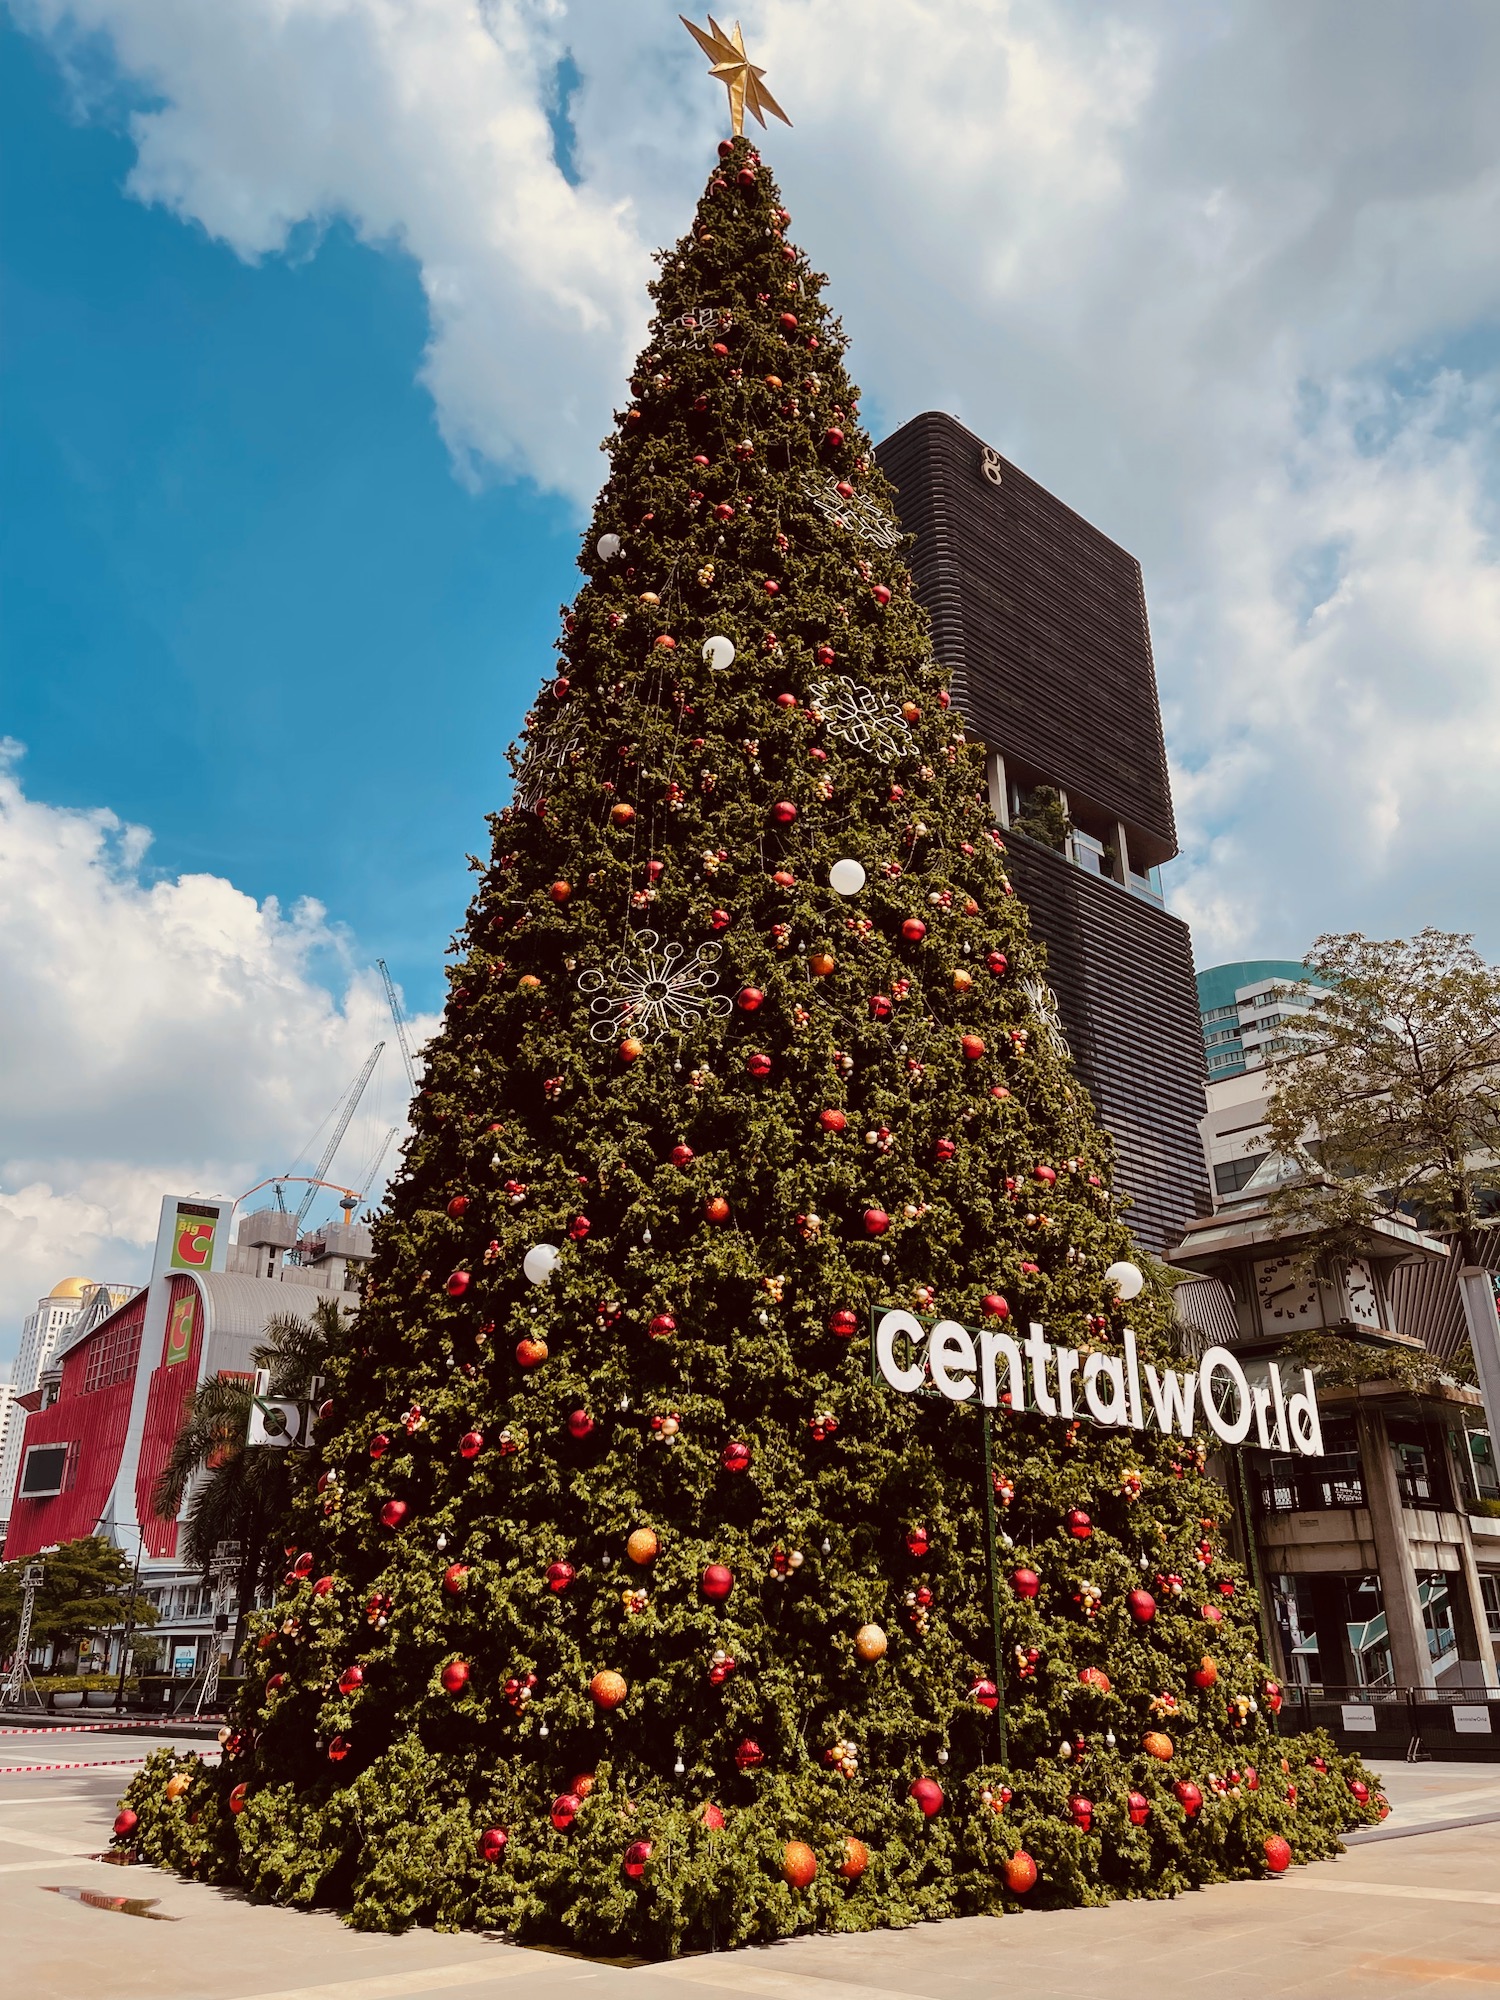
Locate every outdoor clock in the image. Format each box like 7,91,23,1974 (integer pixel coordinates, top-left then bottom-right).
1343,1257,1383,1328
1253,1254,1323,1330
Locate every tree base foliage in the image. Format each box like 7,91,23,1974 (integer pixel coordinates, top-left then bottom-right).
117,1727,1382,1958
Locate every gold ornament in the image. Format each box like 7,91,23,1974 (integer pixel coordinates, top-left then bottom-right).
680,15,792,138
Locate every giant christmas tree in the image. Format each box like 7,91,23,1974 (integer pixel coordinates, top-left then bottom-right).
118,91,1379,1956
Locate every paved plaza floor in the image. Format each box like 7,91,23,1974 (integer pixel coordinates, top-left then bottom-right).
1,1726,1497,2000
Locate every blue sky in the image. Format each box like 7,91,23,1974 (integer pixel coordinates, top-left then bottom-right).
2,0,1498,1346
3,14,574,1016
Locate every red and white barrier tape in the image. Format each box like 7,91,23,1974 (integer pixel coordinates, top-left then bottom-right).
0,1752,221,1773
0,1720,222,1736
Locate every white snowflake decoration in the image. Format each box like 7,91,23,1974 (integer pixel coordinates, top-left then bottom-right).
578,933,734,1042
798,473,903,550
512,721,583,815
663,303,734,347
1022,975,1072,1060
808,675,911,763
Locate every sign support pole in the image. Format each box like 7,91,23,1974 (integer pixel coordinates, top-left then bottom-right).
979,1408,1010,1766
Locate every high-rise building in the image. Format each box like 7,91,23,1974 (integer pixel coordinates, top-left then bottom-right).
1197,960,1331,1084
876,411,1209,1254
0,1277,106,1537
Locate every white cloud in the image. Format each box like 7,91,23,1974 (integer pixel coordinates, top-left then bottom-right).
12,0,1500,965
0,744,433,1361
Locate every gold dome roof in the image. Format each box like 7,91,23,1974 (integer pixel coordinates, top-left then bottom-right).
48,1276,94,1300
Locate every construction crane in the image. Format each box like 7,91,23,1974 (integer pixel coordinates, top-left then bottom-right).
378,959,420,1095
292,1042,384,1229
346,1126,400,1219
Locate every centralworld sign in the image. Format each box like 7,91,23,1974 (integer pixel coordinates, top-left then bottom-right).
873,1310,1326,1458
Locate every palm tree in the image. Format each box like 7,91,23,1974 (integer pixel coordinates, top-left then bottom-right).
153,1296,345,1666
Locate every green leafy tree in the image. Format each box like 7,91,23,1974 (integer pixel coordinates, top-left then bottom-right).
1262,930,1500,1382
116,140,1375,1950
0,1536,155,1663
153,1298,345,1660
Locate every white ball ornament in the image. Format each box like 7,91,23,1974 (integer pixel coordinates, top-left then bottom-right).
702,634,736,671
1105,1259,1146,1301
523,1243,561,1285
595,533,622,561
829,858,867,896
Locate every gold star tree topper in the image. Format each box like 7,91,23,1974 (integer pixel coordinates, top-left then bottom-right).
681,15,792,138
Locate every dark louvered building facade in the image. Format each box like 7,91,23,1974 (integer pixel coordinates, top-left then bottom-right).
876,411,1209,1254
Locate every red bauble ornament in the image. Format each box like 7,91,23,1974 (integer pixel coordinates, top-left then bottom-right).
369,1432,389,1459
705,1195,732,1223
702,1563,734,1601
1192,1656,1218,1689
1068,1795,1093,1831
763,579,780,596
737,986,765,1011
1033,1164,1057,1185
872,583,892,606
1126,1588,1157,1622
1174,1780,1203,1817
1065,1508,1093,1539
908,1776,944,1818
863,1207,890,1235
815,644,836,665
459,1430,484,1459
379,1500,408,1530
838,1835,869,1880
934,1137,956,1161
868,992,893,1020
1127,1791,1149,1826
113,1808,139,1838
901,918,927,942
721,1440,752,1474
670,1142,695,1166
1079,1667,1112,1693
327,1735,350,1762
829,1307,859,1337
819,1107,847,1132
516,1335,548,1368
339,1665,364,1694
770,800,798,824
971,1678,999,1711
567,1409,596,1441
619,1036,645,1063
1003,1850,1038,1894
446,1270,471,1297
746,1051,773,1078
906,1525,930,1556
623,1839,653,1879
551,1793,581,1831
1012,1568,1040,1598
590,1670,628,1710
1263,1835,1291,1873
1348,1778,1370,1804
313,1576,334,1597
441,1660,470,1694
546,1561,575,1593
981,1292,1010,1320
478,1827,507,1862
649,1313,678,1338
779,311,798,330
734,1738,764,1770
446,1195,470,1218
442,1562,469,1594
782,1840,817,1888
960,1033,986,1060
825,426,845,449
700,1802,726,1829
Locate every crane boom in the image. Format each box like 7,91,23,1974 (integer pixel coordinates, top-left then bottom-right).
378,959,419,1094
294,1043,384,1228
358,1127,400,1201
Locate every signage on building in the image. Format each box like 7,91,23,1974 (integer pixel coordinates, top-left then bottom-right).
873,1310,1326,1457
170,1202,222,1271
164,1292,196,1367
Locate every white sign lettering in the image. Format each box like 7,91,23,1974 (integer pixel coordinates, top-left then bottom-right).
873,1311,1326,1456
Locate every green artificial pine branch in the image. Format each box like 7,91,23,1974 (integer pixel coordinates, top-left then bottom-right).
113,139,1382,1954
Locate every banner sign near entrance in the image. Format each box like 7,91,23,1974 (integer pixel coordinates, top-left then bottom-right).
872,1310,1326,1458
